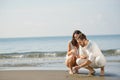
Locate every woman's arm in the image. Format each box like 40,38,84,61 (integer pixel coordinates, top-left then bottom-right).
67,42,77,56
67,42,72,56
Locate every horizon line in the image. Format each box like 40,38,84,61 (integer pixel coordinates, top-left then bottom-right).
0,34,120,39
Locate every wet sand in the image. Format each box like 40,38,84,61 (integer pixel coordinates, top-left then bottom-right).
0,61,120,80
0,70,120,80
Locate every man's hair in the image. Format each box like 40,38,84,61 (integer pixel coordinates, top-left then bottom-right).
78,33,87,40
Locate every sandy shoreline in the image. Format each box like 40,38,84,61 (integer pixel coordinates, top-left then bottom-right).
0,70,120,80
0,61,120,80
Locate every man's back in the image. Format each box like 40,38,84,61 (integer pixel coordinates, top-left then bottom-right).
82,40,103,57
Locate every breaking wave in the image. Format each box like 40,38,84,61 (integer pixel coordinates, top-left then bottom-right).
0,49,120,59
102,49,120,56
0,51,66,59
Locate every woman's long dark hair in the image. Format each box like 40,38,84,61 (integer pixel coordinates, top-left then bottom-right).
71,30,82,48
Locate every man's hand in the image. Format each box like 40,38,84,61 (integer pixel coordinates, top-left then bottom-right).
74,65,81,70
80,56,87,59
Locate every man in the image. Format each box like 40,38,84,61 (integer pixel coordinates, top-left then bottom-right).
74,33,106,76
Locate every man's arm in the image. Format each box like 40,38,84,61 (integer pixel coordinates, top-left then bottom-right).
79,60,91,67
75,60,92,70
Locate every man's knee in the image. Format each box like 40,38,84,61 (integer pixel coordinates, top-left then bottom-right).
95,56,106,67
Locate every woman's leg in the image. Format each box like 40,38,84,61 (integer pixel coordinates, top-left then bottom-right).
65,55,76,74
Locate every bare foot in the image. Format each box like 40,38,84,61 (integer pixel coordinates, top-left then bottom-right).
72,67,79,74
88,70,96,76
69,71,73,74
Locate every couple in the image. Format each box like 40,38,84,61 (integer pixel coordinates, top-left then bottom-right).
65,30,106,76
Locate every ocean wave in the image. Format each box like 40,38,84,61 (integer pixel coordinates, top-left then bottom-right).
102,49,120,56
0,49,120,59
0,51,66,59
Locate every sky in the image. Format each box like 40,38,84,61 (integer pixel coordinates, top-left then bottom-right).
0,0,120,38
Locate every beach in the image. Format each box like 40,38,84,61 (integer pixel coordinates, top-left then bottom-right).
0,69,120,80
0,0,120,79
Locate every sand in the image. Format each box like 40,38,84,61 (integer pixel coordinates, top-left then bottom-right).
0,60,120,80
0,70,120,80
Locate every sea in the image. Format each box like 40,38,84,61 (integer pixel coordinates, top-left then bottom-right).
0,35,120,70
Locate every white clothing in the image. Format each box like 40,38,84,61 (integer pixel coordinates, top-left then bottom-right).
76,40,106,68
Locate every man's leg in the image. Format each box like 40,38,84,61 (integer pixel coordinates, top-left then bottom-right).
85,66,95,76
100,66,104,76
95,56,106,76
74,58,94,74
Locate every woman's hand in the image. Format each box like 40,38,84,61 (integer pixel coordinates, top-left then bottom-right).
67,49,75,56
67,47,78,56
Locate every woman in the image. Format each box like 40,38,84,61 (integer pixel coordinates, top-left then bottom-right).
65,30,82,74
